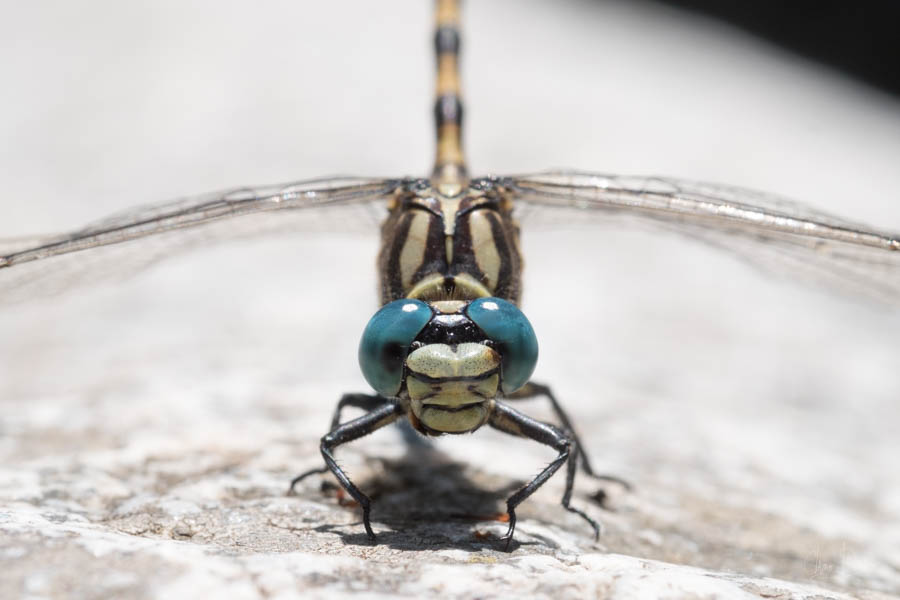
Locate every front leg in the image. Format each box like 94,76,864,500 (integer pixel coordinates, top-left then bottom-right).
506,381,631,490
288,393,387,493
489,401,600,550
317,401,404,540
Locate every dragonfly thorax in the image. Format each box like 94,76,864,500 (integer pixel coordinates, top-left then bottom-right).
377,181,523,305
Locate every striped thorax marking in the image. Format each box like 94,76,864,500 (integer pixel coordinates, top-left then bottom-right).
377,181,523,305
399,210,433,291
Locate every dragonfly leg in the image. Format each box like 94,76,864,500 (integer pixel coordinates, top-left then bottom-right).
489,401,600,550
327,393,388,433
316,401,404,541
505,381,631,491
288,393,388,493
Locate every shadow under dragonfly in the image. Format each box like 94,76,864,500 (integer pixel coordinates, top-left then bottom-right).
300,424,615,552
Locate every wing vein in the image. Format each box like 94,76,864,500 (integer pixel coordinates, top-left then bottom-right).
0,178,398,268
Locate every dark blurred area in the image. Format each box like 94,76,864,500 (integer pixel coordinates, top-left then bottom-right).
652,0,900,96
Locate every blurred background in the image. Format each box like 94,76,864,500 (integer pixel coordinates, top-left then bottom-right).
656,0,900,95
1,0,898,592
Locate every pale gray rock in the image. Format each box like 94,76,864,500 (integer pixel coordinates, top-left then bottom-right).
1,1,899,599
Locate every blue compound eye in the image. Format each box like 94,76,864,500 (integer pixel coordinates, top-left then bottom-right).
466,297,538,394
359,299,432,397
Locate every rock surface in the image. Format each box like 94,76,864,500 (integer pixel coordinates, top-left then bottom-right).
2,1,899,599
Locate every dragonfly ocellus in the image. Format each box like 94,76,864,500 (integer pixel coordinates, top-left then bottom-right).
2,0,898,549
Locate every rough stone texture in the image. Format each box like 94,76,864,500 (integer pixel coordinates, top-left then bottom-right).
2,1,899,599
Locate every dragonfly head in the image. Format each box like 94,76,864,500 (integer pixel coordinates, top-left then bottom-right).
358,297,538,434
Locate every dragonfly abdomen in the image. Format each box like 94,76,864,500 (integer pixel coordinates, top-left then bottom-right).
432,0,466,185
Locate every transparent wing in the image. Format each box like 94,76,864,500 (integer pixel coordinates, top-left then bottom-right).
0,176,397,304
505,171,900,306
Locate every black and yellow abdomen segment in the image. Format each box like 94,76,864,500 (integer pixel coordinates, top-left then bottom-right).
432,0,466,184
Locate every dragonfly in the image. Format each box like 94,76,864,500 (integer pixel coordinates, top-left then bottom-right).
1,0,898,549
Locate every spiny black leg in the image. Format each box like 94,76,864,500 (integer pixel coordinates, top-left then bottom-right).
506,381,631,490
489,401,600,550
287,465,329,494
561,431,601,540
328,393,387,431
504,382,597,476
288,393,386,494
318,402,403,541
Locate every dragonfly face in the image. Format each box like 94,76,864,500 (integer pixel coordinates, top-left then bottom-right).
358,297,538,435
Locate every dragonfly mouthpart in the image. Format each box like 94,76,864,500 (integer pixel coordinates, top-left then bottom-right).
406,342,500,433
